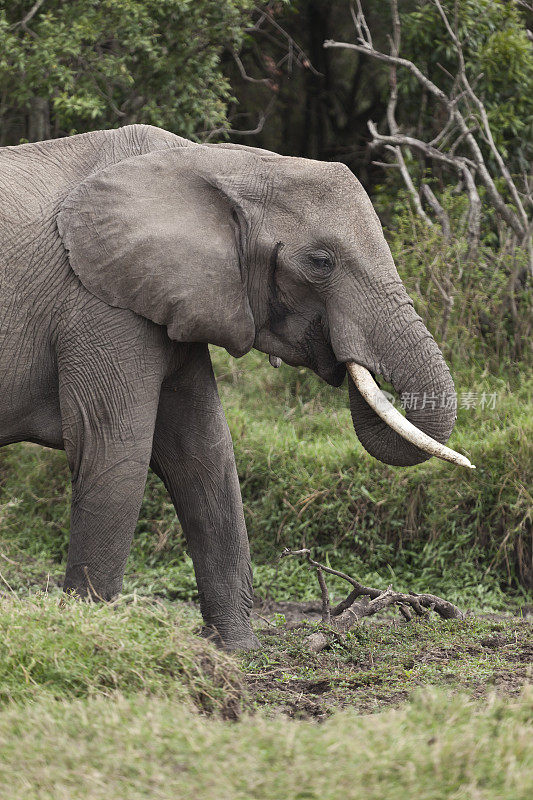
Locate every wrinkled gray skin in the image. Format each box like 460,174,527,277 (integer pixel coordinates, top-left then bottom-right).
0,125,455,650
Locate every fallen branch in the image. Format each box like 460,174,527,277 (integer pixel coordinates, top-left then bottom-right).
281,548,464,653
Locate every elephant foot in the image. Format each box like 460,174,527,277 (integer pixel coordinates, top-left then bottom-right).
63,566,123,602
200,625,260,653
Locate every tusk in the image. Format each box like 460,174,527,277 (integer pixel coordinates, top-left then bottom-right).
347,363,476,469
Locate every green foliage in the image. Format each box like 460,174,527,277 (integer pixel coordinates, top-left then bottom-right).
0,593,244,716
373,187,531,371
0,685,531,799
0,0,254,144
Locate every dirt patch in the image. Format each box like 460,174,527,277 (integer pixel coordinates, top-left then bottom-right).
243,599,532,718
253,599,324,625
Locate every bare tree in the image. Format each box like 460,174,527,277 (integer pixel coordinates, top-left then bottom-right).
324,0,532,273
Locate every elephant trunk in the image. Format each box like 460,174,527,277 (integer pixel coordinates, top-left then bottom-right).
347,316,463,467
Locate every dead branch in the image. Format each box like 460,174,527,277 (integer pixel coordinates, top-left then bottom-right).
324,0,531,270
382,0,433,227
251,5,322,76
351,1,373,50
461,165,482,259
203,97,276,141
316,566,331,624
231,51,275,86
421,184,451,241
203,6,316,142
281,548,464,653
367,122,476,171
432,0,529,232
392,146,433,225
323,40,446,103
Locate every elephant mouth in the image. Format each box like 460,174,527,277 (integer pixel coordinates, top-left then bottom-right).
267,347,346,386
346,363,475,469
302,316,346,386
261,313,346,387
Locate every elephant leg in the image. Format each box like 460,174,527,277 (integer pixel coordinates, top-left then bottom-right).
58,311,167,600
150,344,258,651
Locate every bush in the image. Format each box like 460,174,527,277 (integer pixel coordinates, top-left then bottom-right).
374,189,531,374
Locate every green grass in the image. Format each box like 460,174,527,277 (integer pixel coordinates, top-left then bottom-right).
0,593,244,718
0,129,531,800
0,295,531,798
0,590,529,722
0,686,530,799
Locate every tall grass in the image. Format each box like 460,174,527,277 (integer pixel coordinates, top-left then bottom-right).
0,593,244,717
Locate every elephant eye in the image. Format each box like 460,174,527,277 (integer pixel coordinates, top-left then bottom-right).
310,254,333,271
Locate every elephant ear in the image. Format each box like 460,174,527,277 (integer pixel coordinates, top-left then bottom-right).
57,146,257,357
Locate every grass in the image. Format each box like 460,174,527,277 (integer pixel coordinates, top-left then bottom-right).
0,593,244,718
0,686,531,799
0,212,531,796
1,588,529,721
0,587,530,721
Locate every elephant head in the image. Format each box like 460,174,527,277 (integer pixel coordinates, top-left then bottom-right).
57,142,472,469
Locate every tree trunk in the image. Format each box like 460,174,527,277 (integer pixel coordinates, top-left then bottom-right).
27,97,50,142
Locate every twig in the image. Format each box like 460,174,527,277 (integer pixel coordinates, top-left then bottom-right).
461,165,482,260
367,122,476,170
253,5,321,76
203,97,276,141
316,566,331,624
351,0,373,49
0,568,16,596
204,5,316,142
0,552,18,566
232,51,274,86
383,1,433,227
82,566,107,603
10,0,46,31
433,0,530,228
421,184,451,241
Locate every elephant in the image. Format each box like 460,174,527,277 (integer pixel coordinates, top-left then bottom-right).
0,123,471,650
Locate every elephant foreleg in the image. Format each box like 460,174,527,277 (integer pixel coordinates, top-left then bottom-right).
150,344,258,650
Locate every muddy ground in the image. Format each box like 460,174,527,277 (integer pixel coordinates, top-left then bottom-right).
241,599,533,718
